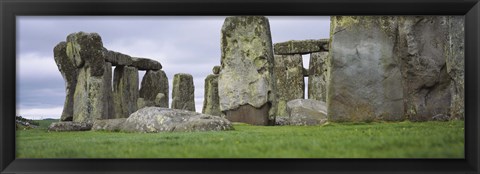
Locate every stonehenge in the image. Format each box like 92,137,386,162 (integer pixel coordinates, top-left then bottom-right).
219,16,276,125
328,16,464,122
53,32,167,125
271,39,330,121
308,52,329,102
273,54,305,118
202,66,221,116
171,73,195,111
139,69,169,108
52,16,464,132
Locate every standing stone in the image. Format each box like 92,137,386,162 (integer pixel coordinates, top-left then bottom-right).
171,73,195,111
139,70,169,107
202,74,221,116
446,16,464,120
219,16,276,125
53,42,78,121
102,62,114,119
396,16,452,121
67,32,106,124
328,16,404,122
113,66,139,118
308,52,329,102
273,54,305,118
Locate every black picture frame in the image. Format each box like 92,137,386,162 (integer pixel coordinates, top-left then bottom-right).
1,0,479,173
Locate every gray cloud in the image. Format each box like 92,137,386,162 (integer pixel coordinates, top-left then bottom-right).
17,16,330,119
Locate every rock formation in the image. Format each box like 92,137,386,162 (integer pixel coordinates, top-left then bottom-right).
54,31,164,125
446,16,465,119
219,16,276,125
202,66,221,116
328,16,404,122
48,121,92,132
274,39,329,55
113,66,139,118
286,99,328,126
139,69,169,108
122,107,233,133
91,118,126,131
103,62,114,119
68,32,106,124
308,52,329,102
396,16,452,121
328,16,464,122
171,73,195,111
53,42,77,121
273,54,305,118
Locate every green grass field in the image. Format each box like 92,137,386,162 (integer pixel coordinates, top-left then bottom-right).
16,119,464,158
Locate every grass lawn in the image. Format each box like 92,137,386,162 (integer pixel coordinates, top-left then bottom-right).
16,119,464,158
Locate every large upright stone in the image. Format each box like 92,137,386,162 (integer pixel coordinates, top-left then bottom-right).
67,32,106,124
273,54,304,118
102,62,114,119
446,16,465,119
139,70,169,107
171,73,195,111
308,52,329,102
219,16,276,125
328,16,404,122
396,16,452,121
202,74,221,116
53,42,78,121
66,32,105,76
113,66,139,118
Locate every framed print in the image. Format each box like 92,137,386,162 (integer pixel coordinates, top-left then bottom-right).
1,0,479,173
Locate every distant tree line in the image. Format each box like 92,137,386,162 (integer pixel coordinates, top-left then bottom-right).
16,116,40,126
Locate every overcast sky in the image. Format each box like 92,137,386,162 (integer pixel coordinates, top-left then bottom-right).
16,16,330,120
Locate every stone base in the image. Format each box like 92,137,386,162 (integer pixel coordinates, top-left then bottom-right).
224,103,271,126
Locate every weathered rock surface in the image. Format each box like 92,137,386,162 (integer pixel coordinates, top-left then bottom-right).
224,104,271,125
53,42,78,121
445,16,464,120
121,107,233,133
67,32,106,124
397,16,452,121
92,118,126,131
212,66,221,74
273,54,305,118
202,74,221,116
171,73,195,111
139,70,169,105
103,62,114,119
274,39,329,55
137,97,155,109
66,32,105,76
286,99,328,126
219,16,276,125
308,52,329,102
131,57,162,70
113,66,139,118
328,16,463,122
104,49,133,66
328,16,404,122
155,93,168,108
48,121,92,132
